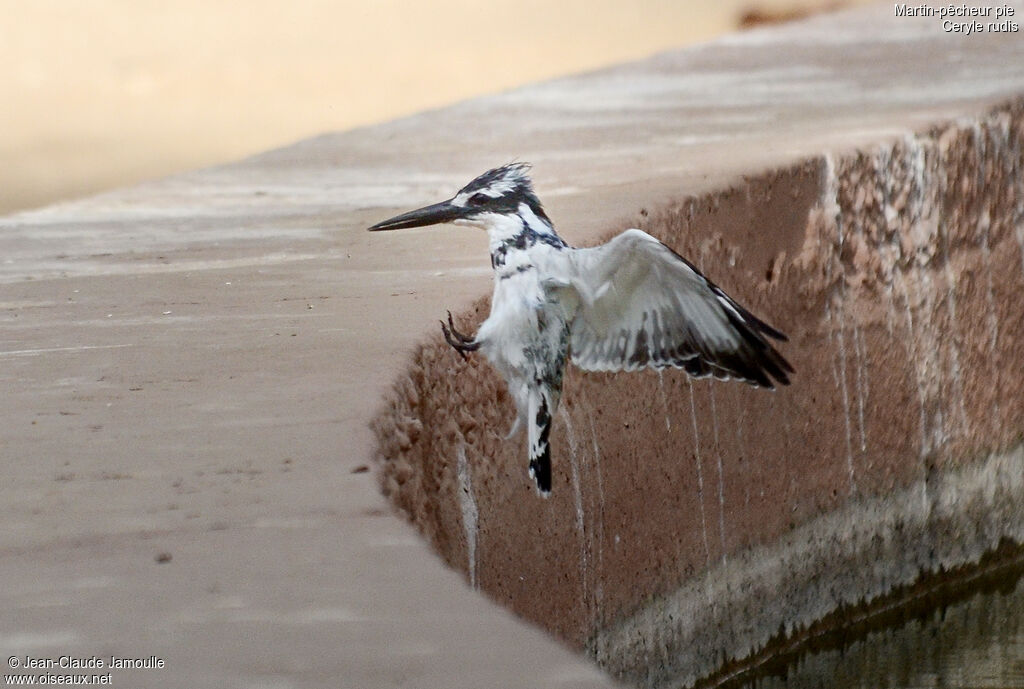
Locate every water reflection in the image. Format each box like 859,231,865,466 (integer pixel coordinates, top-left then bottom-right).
741,555,1024,689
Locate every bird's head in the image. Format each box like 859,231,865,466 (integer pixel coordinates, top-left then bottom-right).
368,163,553,237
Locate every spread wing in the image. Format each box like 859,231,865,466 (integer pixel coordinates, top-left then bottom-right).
563,229,793,388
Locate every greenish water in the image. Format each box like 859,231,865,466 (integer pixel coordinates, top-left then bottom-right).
740,557,1024,689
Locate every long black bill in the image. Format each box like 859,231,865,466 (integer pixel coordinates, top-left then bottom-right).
367,199,464,232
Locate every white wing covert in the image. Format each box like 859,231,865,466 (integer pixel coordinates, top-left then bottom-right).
563,229,792,388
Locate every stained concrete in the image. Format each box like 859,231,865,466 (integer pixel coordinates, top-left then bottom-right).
374,101,1024,687
2,3,1024,688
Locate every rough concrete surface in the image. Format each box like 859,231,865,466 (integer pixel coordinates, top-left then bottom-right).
2,3,1023,689
374,102,1024,686
367,4,1024,688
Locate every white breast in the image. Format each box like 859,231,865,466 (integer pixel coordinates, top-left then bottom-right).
480,245,570,366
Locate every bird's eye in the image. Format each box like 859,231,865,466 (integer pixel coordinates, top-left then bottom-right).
468,193,489,206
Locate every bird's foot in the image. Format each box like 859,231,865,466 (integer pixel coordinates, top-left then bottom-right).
444,311,475,343
441,311,480,360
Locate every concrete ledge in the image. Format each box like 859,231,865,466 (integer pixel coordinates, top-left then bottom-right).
370,6,1024,687
2,3,1023,688
373,99,1024,685
593,443,1024,687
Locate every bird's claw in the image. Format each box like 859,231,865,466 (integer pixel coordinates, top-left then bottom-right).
441,312,480,361
445,311,474,343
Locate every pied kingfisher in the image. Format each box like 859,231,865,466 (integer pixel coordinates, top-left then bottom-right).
369,163,792,496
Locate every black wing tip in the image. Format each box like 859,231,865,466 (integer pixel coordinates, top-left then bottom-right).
766,367,792,387
754,352,794,388
735,360,792,389
709,284,789,344
651,343,793,388
760,323,789,342
713,295,794,385
761,347,795,383
737,301,790,344
778,356,796,376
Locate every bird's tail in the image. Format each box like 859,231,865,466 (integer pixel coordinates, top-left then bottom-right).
527,393,553,496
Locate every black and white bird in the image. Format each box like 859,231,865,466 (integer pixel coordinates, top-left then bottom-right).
369,163,792,496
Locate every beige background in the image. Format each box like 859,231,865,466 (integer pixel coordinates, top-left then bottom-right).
0,0,851,215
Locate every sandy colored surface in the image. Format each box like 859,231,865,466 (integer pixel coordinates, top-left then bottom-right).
1,2,1023,688
0,213,613,686
0,0,854,216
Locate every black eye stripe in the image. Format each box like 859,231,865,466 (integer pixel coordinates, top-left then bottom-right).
468,192,490,206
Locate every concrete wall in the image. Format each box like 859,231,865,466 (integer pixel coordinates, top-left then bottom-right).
4,4,1020,687
371,99,1024,687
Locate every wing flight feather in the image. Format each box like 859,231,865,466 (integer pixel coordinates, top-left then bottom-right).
564,229,792,388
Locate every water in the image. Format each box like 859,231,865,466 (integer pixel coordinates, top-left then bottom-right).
729,554,1024,689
